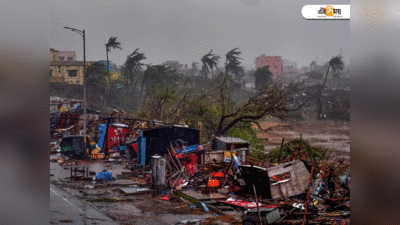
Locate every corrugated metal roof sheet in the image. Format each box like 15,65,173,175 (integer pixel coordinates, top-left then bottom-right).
215,136,248,144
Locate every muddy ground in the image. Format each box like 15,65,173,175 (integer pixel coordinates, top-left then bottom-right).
257,118,350,159
50,154,221,225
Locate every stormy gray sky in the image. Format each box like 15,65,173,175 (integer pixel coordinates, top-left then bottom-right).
50,0,350,70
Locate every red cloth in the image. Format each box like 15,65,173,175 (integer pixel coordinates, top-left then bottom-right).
176,153,198,175
210,171,224,178
159,195,170,201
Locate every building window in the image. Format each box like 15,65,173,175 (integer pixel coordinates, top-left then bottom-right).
67,57,73,61
50,70,53,77
59,56,65,61
67,70,78,77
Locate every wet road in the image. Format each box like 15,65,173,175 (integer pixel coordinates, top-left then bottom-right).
50,183,119,225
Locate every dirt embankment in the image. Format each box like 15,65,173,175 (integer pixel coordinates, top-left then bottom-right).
256,119,350,156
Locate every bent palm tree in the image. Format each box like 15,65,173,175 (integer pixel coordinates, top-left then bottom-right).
124,48,146,87
225,48,244,79
201,50,214,80
105,36,122,73
210,54,220,79
316,55,344,119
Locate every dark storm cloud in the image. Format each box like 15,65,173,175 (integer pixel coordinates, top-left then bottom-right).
51,0,350,69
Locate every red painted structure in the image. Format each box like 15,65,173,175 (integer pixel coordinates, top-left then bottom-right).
255,55,283,78
106,126,129,150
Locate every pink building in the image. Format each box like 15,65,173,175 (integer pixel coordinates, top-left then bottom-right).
255,55,283,78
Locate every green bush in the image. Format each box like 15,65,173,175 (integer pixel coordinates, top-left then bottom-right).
227,123,265,152
250,149,267,160
267,138,326,163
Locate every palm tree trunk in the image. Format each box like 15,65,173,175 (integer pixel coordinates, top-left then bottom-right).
316,65,331,119
316,95,322,119
106,50,109,74
320,65,330,92
225,58,229,78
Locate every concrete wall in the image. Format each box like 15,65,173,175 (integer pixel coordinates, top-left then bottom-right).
50,49,76,61
50,64,84,85
57,51,76,61
50,49,58,61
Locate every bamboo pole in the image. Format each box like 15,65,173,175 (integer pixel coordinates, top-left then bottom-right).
167,148,179,172
170,167,185,192
169,144,183,169
222,160,234,187
252,183,263,225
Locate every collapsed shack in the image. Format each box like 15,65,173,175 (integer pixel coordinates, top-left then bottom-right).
202,136,251,166
213,136,250,151
137,126,201,166
50,108,103,139
239,160,310,200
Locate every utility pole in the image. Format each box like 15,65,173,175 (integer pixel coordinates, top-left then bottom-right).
64,27,87,140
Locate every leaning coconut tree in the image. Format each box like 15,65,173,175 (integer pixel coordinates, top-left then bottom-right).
105,36,122,73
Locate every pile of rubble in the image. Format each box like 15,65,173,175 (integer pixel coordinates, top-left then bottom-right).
126,143,351,224
50,115,350,224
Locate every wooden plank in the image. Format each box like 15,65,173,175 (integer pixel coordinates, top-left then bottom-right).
267,166,294,177
215,206,235,211
180,190,227,201
118,187,152,195
202,200,218,205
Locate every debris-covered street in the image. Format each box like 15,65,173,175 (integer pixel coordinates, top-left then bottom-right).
50,107,350,225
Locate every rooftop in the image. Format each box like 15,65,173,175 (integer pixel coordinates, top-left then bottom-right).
215,136,248,144
50,61,95,66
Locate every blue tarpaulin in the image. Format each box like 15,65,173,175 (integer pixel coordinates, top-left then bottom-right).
95,170,113,181
137,130,146,167
97,124,107,150
175,144,202,154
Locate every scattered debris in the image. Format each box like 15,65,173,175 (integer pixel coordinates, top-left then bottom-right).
118,187,152,195
50,114,350,224
242,207,281,224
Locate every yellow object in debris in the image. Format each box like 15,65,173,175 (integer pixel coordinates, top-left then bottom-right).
92,153,105,159
92,147,101,154
59,106,68,114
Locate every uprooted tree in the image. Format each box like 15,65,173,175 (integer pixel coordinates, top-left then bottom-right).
183,75,304,139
